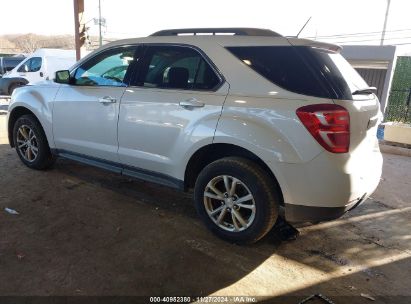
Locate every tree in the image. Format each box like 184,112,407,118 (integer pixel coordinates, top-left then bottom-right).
0,37,18,54
14,34,44,53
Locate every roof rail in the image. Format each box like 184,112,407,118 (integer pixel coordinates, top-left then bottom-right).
150,28,281,37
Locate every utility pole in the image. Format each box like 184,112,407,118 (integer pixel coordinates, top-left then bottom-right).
73,0,85,61
98,0,102,47
381,0,391,45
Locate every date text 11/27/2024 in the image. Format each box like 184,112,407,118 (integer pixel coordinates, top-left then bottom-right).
149,296,257,303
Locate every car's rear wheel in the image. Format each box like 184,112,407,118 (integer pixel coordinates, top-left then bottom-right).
13,114,55,170
194,157,279,244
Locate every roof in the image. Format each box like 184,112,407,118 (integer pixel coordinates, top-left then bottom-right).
75,28,341,66
101,35,340,52
150,28,281,37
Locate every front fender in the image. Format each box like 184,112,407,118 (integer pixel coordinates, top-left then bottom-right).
7,85,60,148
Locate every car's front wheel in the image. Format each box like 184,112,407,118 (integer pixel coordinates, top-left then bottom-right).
194,157,279,244
13,114,55,170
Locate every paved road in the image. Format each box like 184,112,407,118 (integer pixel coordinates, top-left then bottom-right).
0,98,9,114
0,115,410,302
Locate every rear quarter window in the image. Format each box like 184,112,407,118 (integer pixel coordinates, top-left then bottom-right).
227,46,366,100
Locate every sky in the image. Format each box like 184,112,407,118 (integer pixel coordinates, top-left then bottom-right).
1,0,411,46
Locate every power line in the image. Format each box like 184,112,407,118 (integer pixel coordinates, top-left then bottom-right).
388,42,411,46
107,28,411,39
335,36,411,44
302,28,411,39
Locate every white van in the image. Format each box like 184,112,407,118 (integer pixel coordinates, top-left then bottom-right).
0,49,76,95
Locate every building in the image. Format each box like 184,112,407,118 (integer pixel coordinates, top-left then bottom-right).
341,45,397,114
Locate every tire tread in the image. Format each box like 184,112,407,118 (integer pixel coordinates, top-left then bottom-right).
194,157,279,244
13,114,55,170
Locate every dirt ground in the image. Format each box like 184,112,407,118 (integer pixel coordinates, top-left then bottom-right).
0,113,410,303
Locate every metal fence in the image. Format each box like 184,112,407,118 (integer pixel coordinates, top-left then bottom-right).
385,88,411,123
385,56,411,124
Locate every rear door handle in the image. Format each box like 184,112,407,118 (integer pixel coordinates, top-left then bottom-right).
99,96,117,104
179,98,205,109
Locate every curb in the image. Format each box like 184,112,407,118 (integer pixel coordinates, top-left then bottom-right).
380,143,411,157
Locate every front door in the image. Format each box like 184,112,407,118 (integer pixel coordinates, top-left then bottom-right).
53,46,139,162
17,57,43,83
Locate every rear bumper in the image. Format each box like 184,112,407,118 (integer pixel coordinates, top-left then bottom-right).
273,144,383,223
285,194,366,223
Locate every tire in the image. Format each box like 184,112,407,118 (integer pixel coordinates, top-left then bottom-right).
194,157,279,244
8,82,23,95
13,114,55,170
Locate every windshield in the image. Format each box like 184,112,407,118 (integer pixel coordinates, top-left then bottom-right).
227,46,369,100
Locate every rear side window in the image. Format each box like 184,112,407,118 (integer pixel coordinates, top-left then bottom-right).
227,46,367,100
134,46,220,90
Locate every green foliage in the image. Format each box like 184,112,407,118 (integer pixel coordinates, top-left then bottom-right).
386,57,411,123
390,57,411,90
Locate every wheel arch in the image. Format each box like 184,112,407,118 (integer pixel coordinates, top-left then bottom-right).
184,143,284,205
6,77,29,95
7,85,57,149
8,107,46,148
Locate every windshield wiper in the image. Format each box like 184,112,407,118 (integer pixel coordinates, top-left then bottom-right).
352,87,377,95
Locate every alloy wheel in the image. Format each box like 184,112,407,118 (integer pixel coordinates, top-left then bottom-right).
203,175,256,232
16,125,39,162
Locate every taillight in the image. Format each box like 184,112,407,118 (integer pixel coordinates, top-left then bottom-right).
296,104,350,153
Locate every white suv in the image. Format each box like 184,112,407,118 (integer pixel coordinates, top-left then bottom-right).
6,28,383,244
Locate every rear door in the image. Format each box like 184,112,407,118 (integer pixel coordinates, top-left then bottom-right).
118,44,228,180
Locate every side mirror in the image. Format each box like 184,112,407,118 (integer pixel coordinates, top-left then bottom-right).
54,70,71,84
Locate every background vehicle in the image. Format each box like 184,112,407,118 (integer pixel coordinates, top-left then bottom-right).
0,49,76,95
0,55,26,78
6,28,383,244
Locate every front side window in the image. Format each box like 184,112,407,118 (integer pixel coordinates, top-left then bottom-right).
17,57,42,73
73,47,137,86
134,46,220,90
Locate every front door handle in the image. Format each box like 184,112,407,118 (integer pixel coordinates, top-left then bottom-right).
179,98,205,109
99,96,117,104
